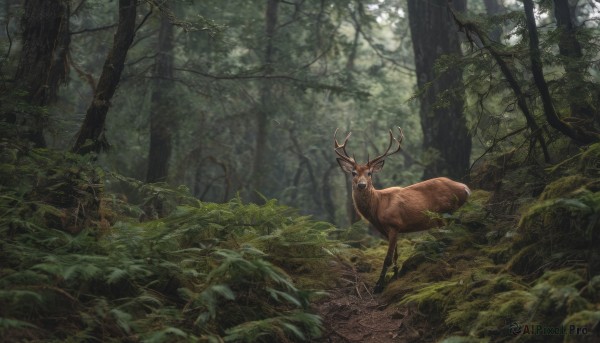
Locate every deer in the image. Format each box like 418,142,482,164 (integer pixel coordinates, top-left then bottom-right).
334,127,471,293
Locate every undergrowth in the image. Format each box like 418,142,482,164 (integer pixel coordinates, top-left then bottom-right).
3,131,600,342
368,143,600,342
0,138,341,342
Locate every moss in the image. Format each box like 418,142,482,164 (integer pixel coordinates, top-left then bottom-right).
481,239,513,264
470,275,528,297
398,280,459,322
578,143,600,177
511,190,600,275
562,310,600,336
471,290,537,334
506,243,546,276
536,269,586,288
445,299,488,334
539,174,591,200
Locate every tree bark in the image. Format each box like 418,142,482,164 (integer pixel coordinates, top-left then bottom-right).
72,0,137,154
407,0,471,181
321,163,336,223
250,0,278,203
346,2,362,71
552,0,596,127
13,0,70,147
289,129,323,210
146,13,174,183
342,7,362,224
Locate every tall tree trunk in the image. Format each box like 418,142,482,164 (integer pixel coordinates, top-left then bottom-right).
72,0,137,154
321,163,336,224
250,0,278,203
553,0,596,128
346,2,362,71
13,0,70,147
341,7,362,224
146,13,174,183
407,0,471,181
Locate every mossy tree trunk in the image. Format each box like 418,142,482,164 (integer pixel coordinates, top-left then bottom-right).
553,0,598,131
72,0,137,154
13,0,70,147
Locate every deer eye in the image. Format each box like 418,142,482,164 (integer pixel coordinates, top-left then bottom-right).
367,172,372,177
351,170,357,176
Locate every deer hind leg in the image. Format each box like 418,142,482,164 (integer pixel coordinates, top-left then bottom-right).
392,246,400,279
374,230,398,294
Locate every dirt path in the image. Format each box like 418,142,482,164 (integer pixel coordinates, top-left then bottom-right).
312,262,434,342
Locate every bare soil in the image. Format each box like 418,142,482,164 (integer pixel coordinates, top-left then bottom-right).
312,262,436,343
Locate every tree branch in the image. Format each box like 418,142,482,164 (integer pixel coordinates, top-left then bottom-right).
71,23,118,35
523,0,597,144
449,6,551,162
174,66,370,97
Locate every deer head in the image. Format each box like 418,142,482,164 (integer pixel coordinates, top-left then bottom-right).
334,127,404,191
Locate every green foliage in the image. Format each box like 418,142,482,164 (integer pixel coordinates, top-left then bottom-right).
365,151,600,341
0,143,338,342
509,145,600,276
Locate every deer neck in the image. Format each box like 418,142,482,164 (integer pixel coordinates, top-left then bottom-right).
352,187,380,222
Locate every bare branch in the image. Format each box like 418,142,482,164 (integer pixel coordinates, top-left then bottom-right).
71,23,118,35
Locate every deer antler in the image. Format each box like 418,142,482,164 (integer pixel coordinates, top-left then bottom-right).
367,127,404,166
334,128,356,164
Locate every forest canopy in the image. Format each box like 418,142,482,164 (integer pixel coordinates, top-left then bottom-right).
1,0,600,342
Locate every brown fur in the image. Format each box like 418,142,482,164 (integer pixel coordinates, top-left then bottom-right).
339,161,470,292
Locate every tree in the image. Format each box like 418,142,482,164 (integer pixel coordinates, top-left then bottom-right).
13,0,70,147
72,0,137,154
552,0,598,132
407,0,471,181
483,0,503,42
146,10,175,183
449,5,551,163
522,0,598,144
250,0,279,203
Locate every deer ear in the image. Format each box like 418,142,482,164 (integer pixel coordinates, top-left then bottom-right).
371,159,385,173
337,158,354,173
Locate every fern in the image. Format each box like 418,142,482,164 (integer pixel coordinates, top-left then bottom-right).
0,139,337,341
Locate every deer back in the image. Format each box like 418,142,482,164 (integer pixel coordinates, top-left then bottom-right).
375,177,470,233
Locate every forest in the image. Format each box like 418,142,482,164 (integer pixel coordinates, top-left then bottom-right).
1,0,599,342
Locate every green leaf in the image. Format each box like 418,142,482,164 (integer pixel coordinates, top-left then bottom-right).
106,268,128,285
210,284,235,301
110,308,132,334
0,317,39,330
266,288,301,307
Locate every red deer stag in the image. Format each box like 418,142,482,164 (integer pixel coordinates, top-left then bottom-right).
334,127,470,293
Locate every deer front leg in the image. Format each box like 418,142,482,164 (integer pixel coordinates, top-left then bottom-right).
392,246,400,279
374,229,398,293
